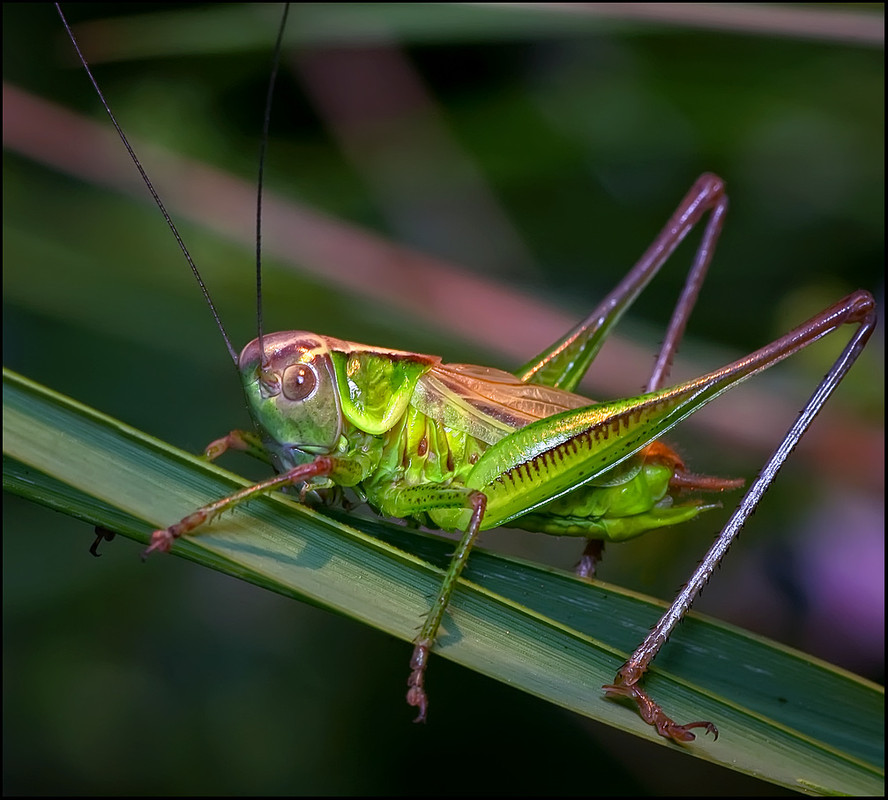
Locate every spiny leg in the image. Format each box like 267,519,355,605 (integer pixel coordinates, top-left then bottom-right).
645,181,728,393
407,491,487,722
507,175,730,578
517,173,728,393
604,291,875,742
143,456,333,557
576,184,730,577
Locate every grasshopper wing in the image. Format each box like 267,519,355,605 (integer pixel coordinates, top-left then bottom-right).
412,363,593,445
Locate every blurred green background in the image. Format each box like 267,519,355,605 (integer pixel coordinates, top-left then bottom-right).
3,3,883,795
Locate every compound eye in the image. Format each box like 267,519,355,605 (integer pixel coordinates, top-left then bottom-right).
281,363,318,402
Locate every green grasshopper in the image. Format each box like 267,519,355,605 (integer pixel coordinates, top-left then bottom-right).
53,4,877,745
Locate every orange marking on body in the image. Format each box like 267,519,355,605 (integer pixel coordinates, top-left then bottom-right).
641,441,744,493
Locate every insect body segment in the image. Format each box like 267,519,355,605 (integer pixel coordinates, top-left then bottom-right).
237,331,727,546
513,455,709,541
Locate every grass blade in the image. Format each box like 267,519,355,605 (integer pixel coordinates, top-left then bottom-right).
3,367,883,795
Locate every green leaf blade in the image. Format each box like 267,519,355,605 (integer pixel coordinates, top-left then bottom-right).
3,368,883,794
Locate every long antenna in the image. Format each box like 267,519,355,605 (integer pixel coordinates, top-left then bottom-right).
55,3,239,366
255,3,291,373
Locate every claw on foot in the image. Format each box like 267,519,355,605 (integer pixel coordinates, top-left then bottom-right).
141,509,210,560
204,430,262,461
203,437,230,461
603,679,718,743
90,527,116,557
407,640,431,723
141,528,175,560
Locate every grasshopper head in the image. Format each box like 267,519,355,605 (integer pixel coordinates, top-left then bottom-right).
239,332,343,463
